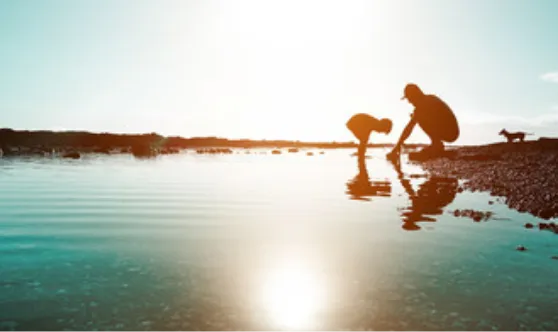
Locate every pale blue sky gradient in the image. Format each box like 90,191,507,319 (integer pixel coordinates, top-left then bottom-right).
1,0,557,144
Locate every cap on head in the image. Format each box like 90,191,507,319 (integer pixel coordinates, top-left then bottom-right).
401,83,424,101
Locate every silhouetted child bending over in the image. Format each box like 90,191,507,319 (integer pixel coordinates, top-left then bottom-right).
346,113,392,158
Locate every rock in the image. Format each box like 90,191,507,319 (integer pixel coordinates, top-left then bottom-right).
62,152,80,159
195,148,232,154
539,223,549,230
488,200,494,205
306,152,314,156
287,148,299,153
551,256,558,260
161,147,180,154
320,151,325,154
452,209,493,222
516,245,527,251
524,223,534,229
538,208,555,220
271,150,281,155
132,144,156,158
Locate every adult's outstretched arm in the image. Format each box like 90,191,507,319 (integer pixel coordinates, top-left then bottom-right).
387,116,417,158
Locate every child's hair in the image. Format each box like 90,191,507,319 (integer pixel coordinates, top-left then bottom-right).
379,118,392,134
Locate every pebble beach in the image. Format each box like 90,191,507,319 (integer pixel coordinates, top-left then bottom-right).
421,139,558,220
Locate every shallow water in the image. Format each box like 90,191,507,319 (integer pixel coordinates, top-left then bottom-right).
1,149,557,331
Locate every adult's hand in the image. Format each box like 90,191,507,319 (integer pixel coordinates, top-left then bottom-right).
386,149,400,161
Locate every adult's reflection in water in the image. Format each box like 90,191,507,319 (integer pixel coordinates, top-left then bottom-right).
345,153,391,201
390,159,458,230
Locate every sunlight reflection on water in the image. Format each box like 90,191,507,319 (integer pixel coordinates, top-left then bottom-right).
261,257,326,330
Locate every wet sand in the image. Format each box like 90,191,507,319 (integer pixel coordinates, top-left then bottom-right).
420,139,558,220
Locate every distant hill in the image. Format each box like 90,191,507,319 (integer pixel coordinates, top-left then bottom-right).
0,128,428,150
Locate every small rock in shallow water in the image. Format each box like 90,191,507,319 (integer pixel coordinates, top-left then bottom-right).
516,245,527,251
551,256,558,260
62,152,80,159
524,223,534,229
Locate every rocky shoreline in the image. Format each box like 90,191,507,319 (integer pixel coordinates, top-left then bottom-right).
0,128,430,159
420,138,558,220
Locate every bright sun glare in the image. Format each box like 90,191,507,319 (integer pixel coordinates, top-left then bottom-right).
261,261,326,329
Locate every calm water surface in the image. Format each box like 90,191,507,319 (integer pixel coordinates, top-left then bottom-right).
1,149,557,330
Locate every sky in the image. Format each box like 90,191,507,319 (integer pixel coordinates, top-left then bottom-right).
0,0,557,145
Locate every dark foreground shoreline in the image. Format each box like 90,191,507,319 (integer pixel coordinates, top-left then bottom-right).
420,138,558,220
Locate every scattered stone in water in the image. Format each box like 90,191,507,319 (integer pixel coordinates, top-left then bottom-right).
516,245,527,251
287,148,299,153
524,223,534,229
537,222,558,234
488,200,494,205
195,148,232,155
306,152,314,156
451,209,493,222
271,149,281,155
62,151,80,159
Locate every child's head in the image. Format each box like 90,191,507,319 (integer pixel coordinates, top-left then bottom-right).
378,118,392,134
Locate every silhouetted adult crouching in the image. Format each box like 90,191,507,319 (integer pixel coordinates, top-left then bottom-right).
387,84,459,160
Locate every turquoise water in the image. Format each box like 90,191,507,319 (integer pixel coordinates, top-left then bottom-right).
1,149,557,331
